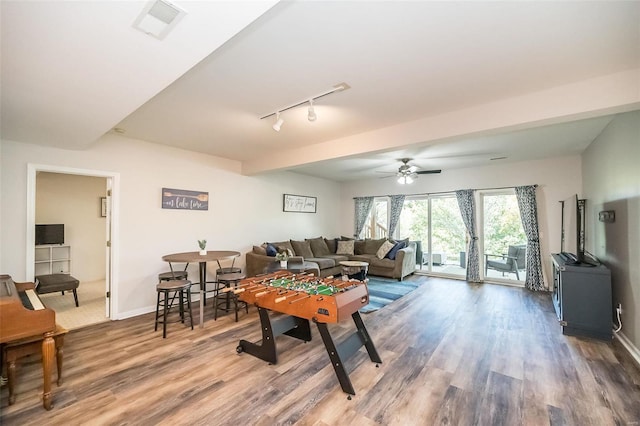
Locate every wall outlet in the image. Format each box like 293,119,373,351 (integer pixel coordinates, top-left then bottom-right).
617,303,622,315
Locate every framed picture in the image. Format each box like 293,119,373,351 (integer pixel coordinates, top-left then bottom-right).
283,194,317,213
100,197,107,217
161,187,209,211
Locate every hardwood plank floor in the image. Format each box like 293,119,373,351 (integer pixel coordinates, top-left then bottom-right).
2,276,639,425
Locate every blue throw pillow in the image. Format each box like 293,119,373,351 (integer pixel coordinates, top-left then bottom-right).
386,241,407,260
265,243,278,257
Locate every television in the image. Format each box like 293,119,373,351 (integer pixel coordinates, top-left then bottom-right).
35,224,65,245
560,195,589,265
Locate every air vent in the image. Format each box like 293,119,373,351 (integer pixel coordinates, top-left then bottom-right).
133,0,186,40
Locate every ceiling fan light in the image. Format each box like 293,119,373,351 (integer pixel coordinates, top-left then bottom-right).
405,176,414,184
397,176,406,184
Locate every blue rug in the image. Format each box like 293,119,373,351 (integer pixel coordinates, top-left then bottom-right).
360,277,420,313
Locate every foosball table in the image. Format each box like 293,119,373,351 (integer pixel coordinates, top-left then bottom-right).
232,271,382,397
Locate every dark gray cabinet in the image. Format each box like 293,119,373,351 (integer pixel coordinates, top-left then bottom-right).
551,254,612,340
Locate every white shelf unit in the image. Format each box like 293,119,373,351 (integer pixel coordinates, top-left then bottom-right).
35,245,71,276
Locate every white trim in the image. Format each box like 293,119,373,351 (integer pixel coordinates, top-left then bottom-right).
26,163,120,320
615,331,640,369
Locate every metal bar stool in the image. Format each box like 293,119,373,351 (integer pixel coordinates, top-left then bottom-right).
154,279,193,338
215,256,241,275
214,272,248,322
158,262,189,282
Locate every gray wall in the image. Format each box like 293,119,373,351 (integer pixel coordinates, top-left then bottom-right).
582,110,639,355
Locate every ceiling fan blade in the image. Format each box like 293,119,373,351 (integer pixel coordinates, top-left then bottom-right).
416,169,441,174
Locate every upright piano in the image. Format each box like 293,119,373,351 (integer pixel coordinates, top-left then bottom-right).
0,274,56,410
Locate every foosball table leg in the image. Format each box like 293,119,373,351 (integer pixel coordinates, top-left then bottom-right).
315,313,382,397
351,311,382,364
315,322,357,396
237,307,312,365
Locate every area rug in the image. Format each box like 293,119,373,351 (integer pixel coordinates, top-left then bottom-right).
360,277,420,313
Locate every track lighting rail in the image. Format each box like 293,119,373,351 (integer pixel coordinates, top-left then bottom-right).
259,83,350,120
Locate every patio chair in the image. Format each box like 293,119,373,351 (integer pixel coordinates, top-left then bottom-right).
485,245,526,280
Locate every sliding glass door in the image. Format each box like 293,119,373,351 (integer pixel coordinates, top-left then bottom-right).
481,191,527,284
430,195,467,277
398,195,466,277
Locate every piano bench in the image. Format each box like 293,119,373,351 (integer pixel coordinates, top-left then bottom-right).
35,274,80,307
3,324,68,405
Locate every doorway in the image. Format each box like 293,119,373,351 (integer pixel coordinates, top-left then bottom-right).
26,164,118,330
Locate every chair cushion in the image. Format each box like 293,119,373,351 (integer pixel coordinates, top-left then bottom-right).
35,274,79,293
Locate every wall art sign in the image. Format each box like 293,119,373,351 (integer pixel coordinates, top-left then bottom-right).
162,188,209,211
283,194,317,213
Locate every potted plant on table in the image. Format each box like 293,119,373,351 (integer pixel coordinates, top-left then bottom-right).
198,239,207,256
275,250,289,268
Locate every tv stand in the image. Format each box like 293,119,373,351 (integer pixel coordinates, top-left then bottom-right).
551,254,611,340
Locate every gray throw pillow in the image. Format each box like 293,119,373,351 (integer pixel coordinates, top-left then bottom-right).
307,237,331,256
290,240,314,258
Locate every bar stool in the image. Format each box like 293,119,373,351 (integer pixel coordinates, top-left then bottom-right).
158,262,189,282
214,272,248,322
154,279,193,338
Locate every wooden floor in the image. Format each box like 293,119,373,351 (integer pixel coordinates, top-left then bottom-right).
2,276,639,425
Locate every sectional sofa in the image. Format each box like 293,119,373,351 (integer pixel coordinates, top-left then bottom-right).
246,236,416,281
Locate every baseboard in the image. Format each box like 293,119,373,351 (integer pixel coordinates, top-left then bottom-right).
113,292,211,321
615,331,640,369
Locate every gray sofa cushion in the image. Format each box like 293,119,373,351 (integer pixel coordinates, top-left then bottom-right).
306,257,336,269
322,254,350,263
307,237,331,256
364,238,386,255
324,237,338,253
290,240,314,258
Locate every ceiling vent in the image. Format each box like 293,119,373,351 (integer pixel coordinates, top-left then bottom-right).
133,0,186,40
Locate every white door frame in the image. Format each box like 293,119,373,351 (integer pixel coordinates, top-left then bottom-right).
26,163,120,319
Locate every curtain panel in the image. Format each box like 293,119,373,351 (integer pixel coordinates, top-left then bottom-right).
354,197,374,238
515,185,545,291
388,195,406,238
455,189,481,283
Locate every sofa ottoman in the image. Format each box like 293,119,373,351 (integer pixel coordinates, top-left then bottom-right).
35,274,80,307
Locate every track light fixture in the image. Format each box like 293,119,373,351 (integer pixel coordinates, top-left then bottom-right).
307,99,317,122
260,82,350,131
272,112,284,132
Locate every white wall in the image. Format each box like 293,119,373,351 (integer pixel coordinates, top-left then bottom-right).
582,110,639,356
36,173,107,282
1,134,342,318
340,156,584,288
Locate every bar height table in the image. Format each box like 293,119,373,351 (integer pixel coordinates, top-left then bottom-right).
162,250,240,328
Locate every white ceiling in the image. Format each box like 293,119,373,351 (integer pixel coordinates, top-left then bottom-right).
2,1,639,181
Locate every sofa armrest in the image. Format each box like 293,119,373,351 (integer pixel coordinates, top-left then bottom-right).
393,245,416,280
246,252,276,277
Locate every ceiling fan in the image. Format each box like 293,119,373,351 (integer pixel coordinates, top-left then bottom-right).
380,158,441,184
